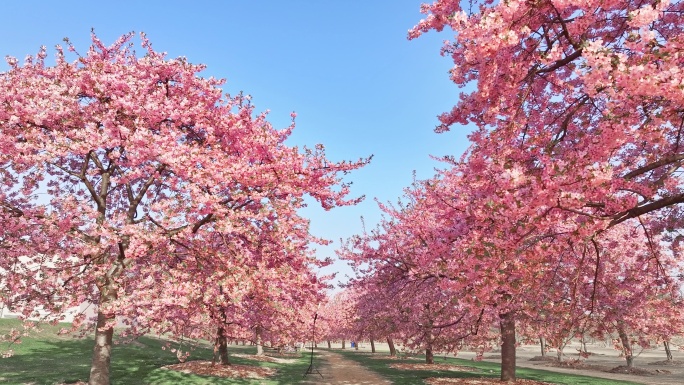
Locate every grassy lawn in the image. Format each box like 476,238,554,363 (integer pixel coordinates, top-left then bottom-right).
0,319,648,385
334,350,644,385
0,319,312,385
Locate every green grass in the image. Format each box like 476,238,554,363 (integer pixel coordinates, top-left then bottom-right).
334,350,644,385
0,319,648,385
0,319,312,385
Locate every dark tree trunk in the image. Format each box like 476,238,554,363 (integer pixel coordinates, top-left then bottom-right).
540,337,546,357
664,341,673,361
499,312,517,382
327,340,331,349
424,317,435,364
355,340,359,350
342,340,346,349
214,327,231,366
370,339,376,353
241,340,246,346
88,307,115,385
617,325,633,368
426,347,434,364
387,337,397,357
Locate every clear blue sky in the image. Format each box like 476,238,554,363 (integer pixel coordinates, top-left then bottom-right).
1,1,473,286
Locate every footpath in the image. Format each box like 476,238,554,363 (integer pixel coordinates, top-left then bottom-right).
300,344,684,385
512,359,684,385
300,350,391,385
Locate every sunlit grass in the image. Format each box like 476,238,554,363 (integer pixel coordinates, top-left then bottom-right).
0,319,311,385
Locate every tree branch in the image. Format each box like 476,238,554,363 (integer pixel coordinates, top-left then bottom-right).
610,193,684,226
623,154,684,180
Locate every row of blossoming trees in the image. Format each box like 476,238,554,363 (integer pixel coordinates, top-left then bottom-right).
0,34,368,385
3,1,684,384
321,0,684,382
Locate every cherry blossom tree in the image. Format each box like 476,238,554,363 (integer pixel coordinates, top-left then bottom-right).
0,33,367,385
121,212,327,365
343,163,682,378
316,293,342,348
515,223,684,366
342,280,400,355
317,291,356,349
340,179,503,363
410,0,684,380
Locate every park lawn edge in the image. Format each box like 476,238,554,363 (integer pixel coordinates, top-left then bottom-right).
332,349,644,385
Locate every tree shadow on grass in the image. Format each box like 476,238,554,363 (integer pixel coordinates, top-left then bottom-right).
0,335,313,385
0,337,94,384
143,354,315,385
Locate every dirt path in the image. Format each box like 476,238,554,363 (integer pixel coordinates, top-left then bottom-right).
513,360,684,385
299,343,684,385
300,349,391,385
485,343,684,385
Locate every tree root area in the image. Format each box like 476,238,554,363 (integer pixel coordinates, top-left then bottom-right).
647,360,684,366
540,359,670,376
162,360,276,378
426,379,555,385
390,362,478,372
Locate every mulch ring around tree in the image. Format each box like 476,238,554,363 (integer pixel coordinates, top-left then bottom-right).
528,355,558,362
390,362,478,372
607,365,670,375
539,359,671,376
365,354,422,360
648,359,684,366
161,360,276,378
426,379,555,385
232,353,298,364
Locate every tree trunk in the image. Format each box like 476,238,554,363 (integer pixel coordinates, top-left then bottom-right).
88,308,115,385
617,324,633,368
426,347,434,364
255,327,264,356
355,340,359,350
499,312,517,382
425,316,435,364
241,340,246,346
370,339,376,353
664,341,673,361
539,337,546,357
88,280,121,385
327,340,331,349
215,327,231,366
387,337,397,357
342,340,346,349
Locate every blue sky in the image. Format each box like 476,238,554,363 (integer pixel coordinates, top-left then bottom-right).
2,1,473,286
